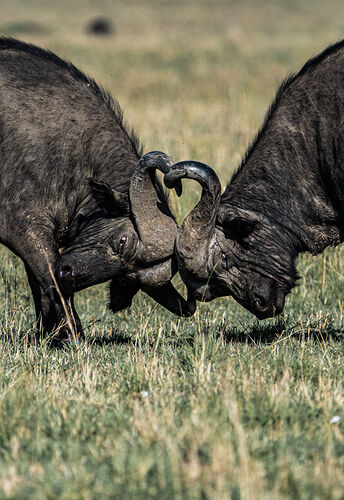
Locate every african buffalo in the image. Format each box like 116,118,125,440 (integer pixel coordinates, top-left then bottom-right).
165,40,344,319
0,37,194,342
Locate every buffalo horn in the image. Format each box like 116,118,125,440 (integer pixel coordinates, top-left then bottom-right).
145,283,196,317
164,161,221,280
129,151,179,263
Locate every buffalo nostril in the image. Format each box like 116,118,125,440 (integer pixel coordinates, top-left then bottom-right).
252,293,268,312
249,279,286,319
59,265,74,279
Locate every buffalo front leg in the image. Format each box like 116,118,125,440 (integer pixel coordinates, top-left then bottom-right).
25,263,83,338
8,227,82,343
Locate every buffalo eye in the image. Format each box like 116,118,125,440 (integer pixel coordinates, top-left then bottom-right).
221,252,228,270
120,235,127,248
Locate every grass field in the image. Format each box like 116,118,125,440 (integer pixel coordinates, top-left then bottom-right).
1,0,344,498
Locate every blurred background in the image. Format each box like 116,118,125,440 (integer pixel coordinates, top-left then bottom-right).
2,0,344,219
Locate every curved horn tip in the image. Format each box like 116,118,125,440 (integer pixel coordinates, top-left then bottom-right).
164,160,221,198
164,172,183,196
172,160,219,181
181,291,196,317
140,151,174,171
144,282,197,317
174,180,183,197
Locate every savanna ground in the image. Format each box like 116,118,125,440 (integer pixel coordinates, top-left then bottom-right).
1,0,344,498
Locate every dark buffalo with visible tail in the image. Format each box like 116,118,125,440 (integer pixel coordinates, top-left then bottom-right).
0,37,194,342
165,40,344,319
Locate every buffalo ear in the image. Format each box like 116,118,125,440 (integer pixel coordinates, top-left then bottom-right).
90,179,129,215
217,204,261,238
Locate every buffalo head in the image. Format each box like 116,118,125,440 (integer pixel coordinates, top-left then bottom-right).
58,151,195,317
164,161,299,319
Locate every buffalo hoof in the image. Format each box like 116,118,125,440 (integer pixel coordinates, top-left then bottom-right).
49,326,84,348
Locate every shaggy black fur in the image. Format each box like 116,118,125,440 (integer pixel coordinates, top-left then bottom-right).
0,37,175,341
217,40,344,315
177,40,344,319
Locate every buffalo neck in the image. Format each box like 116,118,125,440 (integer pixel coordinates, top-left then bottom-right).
224,58,344,256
